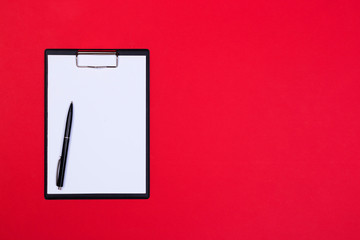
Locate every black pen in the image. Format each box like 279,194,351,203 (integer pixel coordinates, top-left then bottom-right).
56,102,73,190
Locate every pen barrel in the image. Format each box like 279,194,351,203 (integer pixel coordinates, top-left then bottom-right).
56,103,73,188
56,138,70,187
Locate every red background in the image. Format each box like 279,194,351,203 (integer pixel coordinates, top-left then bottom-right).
1,0,360,239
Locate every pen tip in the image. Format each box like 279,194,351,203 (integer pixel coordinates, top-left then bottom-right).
58,187,62,190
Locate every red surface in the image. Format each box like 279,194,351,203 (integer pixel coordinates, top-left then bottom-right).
1,0,360,239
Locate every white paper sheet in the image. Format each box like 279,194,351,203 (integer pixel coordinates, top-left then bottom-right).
47,55,147,194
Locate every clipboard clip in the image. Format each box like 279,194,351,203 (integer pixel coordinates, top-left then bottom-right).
76,50,118,68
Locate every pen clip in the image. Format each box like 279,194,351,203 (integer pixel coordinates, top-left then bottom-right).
56,157,61,183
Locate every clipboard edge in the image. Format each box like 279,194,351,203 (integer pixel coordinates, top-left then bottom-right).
44,49,150,200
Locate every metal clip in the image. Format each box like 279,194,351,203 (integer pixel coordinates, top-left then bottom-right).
76,51,118,68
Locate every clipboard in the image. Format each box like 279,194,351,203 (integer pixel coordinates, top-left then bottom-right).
44,49,149,199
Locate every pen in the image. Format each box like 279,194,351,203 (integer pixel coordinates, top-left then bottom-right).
56,102,73,190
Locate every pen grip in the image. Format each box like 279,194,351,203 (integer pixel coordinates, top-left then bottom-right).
56,138,70,187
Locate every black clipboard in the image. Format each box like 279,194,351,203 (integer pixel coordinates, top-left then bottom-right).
45,49,149,199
